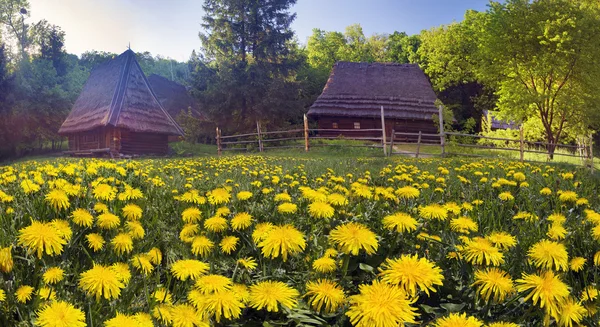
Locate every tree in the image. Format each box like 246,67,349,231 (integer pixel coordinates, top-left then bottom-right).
477,0,600,158
194,0,302,132
0,0,29,58
385,32,420,64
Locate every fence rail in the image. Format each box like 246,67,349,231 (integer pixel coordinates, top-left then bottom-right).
215,108,594,171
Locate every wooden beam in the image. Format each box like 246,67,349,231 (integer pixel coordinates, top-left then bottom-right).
381,106,387,156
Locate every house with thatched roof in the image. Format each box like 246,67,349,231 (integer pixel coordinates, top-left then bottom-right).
58,49,184,156
307,62,439,139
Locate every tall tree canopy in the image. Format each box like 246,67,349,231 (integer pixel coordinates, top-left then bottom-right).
193,0,303,132
477,0,600,157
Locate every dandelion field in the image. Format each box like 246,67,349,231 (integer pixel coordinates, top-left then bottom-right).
1,155,600,327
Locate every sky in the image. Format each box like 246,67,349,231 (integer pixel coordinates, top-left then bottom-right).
28,0,491,61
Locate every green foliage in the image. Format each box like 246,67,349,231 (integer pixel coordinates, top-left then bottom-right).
192,0,304,133
476,0,600,156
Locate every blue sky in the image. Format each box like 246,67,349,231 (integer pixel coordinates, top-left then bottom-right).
28,0,491,61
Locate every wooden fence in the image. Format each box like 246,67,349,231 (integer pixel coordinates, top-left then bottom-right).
215,107,594,170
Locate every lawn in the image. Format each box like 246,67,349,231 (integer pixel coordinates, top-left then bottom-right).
0,154,599,326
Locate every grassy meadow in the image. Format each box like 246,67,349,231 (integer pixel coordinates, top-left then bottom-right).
0,154,599,326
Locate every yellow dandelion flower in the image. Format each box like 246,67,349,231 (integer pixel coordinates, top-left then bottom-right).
274,192,292,202
346,280,418,327
258,224,306,261
153,288,173,304
236,191,253,201
45,189,70,211
547,223,567,240
487,323,519,327
49,219,72,241
191,236,214,257
329,222,378,256
382,212,418,233
472,268,514,303
71,208,94,227
220,236,239,254
557,297,586,327
94,203,109,213
305,279,345,313
516,270,570,320
558,190,578,203
125,220,145,240
204,216,228,233
34,301,86,327
43,267,64,284
395,186,420,199
231,212,253,230
450,217,478,234
147,247,162,265
237,257,257,270
584,209,600,224
308,201,335,219
498,192,514,201
171,259,209,281
16,285,34,303
215,206,231,217
277,202,297,214
194,274,232,294
252,222,275,244
18,221,66,259
131,254,154,274
37,286,56,301
592,224,600,241
327,193,348,206
461,237,505,266
104,312,153,327
93,183,116,201
569,257,586,272
594,251,600,266
208,188,231,205
540,187,552,195
512,211,538,223
419,204,448,220
110,262,131,284
249,280,299,312
21,179,40,194
432,313,483,327
232,283,250,303
79,263,125,301
86,233,105,252
170,303,206,327
97,212,121,230
193,288,244,323
111,233,133,255
527,239,569,271
0,289,6,302
0,246,13,273
121,204,142,221
313,256,337,273
485,232,516,250
378,254,444,296
182,207,202,223
180,223,199,243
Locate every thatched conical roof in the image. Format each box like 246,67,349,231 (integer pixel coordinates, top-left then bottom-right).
307,62,438,120
147,74,209,122
58,50,184,136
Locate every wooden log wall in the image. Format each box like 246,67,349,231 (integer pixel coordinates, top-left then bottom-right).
119,129,169,155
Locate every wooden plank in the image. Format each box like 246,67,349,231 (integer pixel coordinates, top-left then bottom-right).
381,106,387,156
304,114,309,152
416,131,422,159
439,105,445,157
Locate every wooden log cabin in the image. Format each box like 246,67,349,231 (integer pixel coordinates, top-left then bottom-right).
58,49,184,157
307,62,439,142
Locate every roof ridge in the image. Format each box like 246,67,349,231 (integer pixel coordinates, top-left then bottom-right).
106,51,133,126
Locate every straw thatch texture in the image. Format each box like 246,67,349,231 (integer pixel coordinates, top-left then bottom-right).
148,74,208,122
307,62,438,120
58,50,184,136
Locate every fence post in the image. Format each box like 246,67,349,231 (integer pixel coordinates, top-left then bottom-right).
416,131,422,159
519,126,524,162
216,127,222,156
590,134,594,172
256,121,263,152
381,106,387,156
438,105,445,157
303,114,309,152
389,129,395,157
